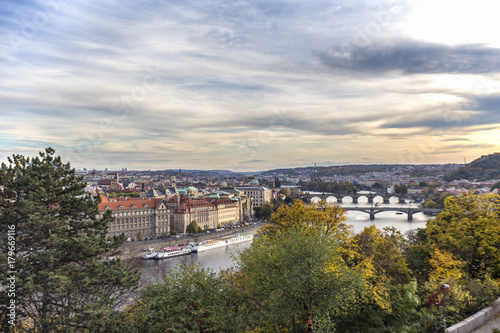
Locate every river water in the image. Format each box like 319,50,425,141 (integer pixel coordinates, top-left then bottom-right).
133,207,431,287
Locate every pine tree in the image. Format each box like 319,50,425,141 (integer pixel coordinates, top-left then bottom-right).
0,148,140,332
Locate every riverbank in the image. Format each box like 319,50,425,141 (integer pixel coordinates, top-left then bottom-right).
117,224,262,260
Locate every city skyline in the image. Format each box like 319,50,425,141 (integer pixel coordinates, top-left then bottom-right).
2,0,500,171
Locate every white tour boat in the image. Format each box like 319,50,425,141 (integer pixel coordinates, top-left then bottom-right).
190,234,253,253
153,246,192,259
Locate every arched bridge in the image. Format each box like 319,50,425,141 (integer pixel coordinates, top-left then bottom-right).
296,192,425,205
342,206,442,221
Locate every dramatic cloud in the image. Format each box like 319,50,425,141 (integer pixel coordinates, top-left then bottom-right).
1,0,499,170
320,41,500,74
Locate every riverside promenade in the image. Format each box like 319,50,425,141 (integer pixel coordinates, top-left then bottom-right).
118,224,262,260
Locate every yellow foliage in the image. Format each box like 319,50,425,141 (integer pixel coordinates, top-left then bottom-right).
356,257,392,312
262,200,349,239
428,247,464,283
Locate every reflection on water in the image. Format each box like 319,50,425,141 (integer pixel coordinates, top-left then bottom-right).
345,209,429,234
133,242,251,287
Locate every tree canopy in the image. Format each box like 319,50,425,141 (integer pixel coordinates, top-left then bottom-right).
0,148,140,332
186,220,202,234
426,192,500,279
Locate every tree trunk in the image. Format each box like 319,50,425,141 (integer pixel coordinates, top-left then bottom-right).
303,302,313,333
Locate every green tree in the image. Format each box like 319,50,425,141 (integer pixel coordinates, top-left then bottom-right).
254,202,273,220
426,191,500,279
235,227,366,332
491,181,500,192
278,188,291,196
423,199,439,208
186,220,201,234
403,228,433,282
0,148,140,332
284,195,294,205
129,263,243,332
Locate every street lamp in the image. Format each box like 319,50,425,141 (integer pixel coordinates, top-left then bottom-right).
442,284,450,331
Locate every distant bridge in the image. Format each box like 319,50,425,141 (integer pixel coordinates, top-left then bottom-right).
295,192,426,205
341,206,442,221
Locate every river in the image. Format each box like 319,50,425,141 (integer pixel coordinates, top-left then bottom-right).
132,208,431,287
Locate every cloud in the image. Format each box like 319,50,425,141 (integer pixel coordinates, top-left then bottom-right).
381,93,500,130
1,0,500,170
320,40,500,74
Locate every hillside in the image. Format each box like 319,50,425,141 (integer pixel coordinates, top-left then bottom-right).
444,153,500,181
262,164,459,178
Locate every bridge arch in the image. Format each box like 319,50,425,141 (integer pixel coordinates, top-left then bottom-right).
388,196,401,204
326,196,337,203
356,195,369,204
341,196,354,204
311,196,321,204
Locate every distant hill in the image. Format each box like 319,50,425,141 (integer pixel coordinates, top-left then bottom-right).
262,164,459,178
163,169,259,177
444,153,500,181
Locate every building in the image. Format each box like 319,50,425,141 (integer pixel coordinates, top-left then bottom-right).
236,186,272,207
98,197,170,239
173,199,217,233
97,172,121,190
211,198,239,226
141,187,177,199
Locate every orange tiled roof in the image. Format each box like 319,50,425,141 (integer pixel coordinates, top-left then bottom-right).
98,198,163,211
212,199,236,206
174,199,215,213
99,194,109,203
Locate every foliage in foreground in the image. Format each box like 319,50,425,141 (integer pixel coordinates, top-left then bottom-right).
0,148,140,332
105,193,500,332
2,148,500,332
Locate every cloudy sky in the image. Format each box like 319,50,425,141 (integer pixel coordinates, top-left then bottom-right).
1,0,500,171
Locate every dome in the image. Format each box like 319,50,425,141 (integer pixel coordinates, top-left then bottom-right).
251,179,259,185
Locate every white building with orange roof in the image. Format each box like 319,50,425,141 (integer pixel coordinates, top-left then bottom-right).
97,197,170,239
173,199,217,233
211,198,239,226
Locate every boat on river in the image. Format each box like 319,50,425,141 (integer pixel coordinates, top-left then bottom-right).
142,252,157,260
189,234,253,253
146,246,192,260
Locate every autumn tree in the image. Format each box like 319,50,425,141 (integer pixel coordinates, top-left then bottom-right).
426,191,500,279
337,226,419,332
0,148,140,332
235,227,366,332
261,200,349,239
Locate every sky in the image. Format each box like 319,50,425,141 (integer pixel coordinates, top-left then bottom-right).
1,0,500,171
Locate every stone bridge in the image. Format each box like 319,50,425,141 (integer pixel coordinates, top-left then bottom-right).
342,206,442,221
295,192,425,205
